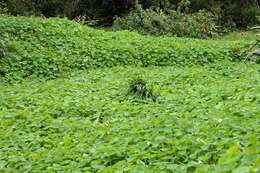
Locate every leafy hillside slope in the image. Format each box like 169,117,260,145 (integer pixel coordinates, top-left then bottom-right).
0,16,259,173
0,16,245,80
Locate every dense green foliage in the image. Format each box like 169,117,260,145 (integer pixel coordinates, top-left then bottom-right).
113,0,260,37
0,15,259,172
113,8,218,38
0,16,247,80
128,78,157,101
0,64,259,172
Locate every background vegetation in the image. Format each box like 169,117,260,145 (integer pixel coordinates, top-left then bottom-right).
1,0,259,38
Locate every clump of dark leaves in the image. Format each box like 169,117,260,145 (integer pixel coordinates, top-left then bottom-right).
128,78,157,102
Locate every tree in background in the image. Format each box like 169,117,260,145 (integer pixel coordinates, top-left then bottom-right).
1,0,259,28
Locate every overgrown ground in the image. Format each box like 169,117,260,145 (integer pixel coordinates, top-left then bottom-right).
0,16,259,172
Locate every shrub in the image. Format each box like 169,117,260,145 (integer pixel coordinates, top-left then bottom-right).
3,0,65,17
3,0,41,16
0,38,9,77
237,26,260,64
219,2,260,28
113,6,169,36
0,1,8,15
113,7,219,38
169,10,219,38
128,78,157,102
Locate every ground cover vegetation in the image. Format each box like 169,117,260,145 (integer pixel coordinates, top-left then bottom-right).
0,0,260,171
0,15,253,81
0,14,259,172
0,65,259,172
